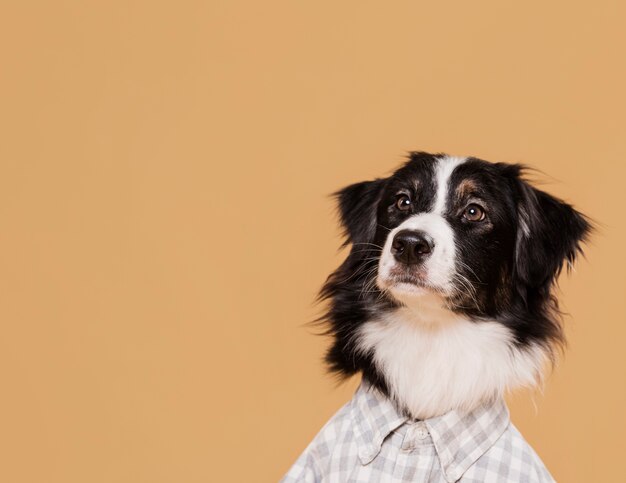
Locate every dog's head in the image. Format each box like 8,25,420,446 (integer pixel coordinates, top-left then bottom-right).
322,152,591,385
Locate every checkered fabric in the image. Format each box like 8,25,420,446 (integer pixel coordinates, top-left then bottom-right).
282,382,554,482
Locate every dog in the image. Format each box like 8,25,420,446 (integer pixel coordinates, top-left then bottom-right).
282,152,590,482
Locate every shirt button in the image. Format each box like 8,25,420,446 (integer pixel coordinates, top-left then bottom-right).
414,424,429,440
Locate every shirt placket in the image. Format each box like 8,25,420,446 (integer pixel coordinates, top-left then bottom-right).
392,421,439,482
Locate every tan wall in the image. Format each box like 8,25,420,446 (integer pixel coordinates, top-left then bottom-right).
1,1,624,482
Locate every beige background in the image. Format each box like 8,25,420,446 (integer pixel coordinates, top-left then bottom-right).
1,1,625,482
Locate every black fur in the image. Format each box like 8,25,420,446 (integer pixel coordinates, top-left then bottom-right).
318,152,591,398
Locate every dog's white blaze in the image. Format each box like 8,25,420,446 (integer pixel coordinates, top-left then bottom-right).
357,308,548,419
433,156,466,215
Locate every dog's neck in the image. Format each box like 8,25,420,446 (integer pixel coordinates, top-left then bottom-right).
357,294,547,419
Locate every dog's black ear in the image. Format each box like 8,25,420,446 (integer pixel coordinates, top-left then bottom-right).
513,175,591,290
334,178,385,247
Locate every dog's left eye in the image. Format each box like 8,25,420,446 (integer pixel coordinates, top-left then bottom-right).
463,204,485,222
395,195,412,211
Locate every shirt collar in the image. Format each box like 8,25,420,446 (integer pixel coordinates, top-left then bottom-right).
350,381,510,483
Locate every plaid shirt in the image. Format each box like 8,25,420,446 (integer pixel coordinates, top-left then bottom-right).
282,382,554,482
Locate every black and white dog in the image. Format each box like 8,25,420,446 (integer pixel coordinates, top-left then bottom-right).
320,152,590,420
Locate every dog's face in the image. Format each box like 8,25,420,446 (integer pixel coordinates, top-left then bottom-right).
325,152,590,364
374,155,520,314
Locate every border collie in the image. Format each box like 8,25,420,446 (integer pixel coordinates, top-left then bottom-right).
284,152,590,482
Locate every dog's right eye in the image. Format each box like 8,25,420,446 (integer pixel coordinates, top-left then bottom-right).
395,195,412,211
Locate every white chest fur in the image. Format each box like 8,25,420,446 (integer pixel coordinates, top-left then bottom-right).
356,301,547,419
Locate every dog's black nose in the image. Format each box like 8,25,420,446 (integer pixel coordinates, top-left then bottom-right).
391,230,434,265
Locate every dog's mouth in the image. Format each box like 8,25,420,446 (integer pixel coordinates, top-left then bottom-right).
388,265,428,285
377,266,440,297
391,273,424,285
